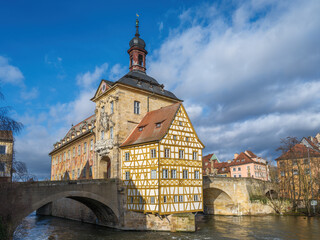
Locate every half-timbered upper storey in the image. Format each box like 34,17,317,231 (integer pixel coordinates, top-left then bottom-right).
121,103,204,215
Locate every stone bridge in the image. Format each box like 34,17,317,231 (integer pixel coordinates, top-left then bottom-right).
0,179,124,238
203,176,276,215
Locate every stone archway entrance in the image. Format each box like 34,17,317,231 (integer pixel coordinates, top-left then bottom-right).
99,156,111,179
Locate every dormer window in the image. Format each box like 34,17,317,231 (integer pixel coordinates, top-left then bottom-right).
139,127,144,132
138,54,143,66
156,122,161,128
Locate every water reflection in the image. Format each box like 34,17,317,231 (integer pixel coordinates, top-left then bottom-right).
14,212,320,240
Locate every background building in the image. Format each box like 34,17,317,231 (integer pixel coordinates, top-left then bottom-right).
0,131,13,182
203,150,269,181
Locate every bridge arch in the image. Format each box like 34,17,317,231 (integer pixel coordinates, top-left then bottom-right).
203,188,238,215
13,189,120,234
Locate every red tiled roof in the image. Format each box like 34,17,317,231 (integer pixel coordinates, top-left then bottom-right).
276,143,320,160
245,150,257,158
64,114,95,138
120,103,181,147
304,137,319,150
203,154,213,162
214,161,230,174
230,152,256,166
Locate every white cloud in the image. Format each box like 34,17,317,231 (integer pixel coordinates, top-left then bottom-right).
149,0,320,160
0,56,24,85
20,87,39,100
108,64,127,81
76,63,108,88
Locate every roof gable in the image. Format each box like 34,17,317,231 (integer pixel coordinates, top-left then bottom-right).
91,80,114,101
120,103,181,147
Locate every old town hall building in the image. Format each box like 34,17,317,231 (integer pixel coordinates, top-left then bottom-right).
49,19,204,215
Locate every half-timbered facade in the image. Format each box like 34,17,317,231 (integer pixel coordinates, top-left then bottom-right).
121,103,204,214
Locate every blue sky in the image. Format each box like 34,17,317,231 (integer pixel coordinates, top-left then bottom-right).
1,0,320,179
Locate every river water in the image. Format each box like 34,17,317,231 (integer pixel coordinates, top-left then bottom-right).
13,212,320,240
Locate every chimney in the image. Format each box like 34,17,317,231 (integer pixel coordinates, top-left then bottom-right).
234,153,239,159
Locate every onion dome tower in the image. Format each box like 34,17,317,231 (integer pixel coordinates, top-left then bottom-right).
128,16,148,73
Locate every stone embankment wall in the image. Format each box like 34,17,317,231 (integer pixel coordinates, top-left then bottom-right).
38,197,196,232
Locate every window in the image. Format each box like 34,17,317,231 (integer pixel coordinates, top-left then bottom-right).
101,130,104,140
174,195,178,202
156,122,161,128
90,139,93,151
165,148,170,158
193,151,197,160
239,175,241,177
163,196,167,203
77,169,80,178
78,145,81,155
0,162,5,172
89,166,92,177
179,195,183,202
138,126,144,132
139,196,143,204
171,169,177,179
194,171,200,179
64,152,66,161
72,170,75,179
151,149,157,158
179,121,183,126
233,168,236,171
83,166,86,178
150,196,155,204
179,150,184,159
73,147,75,157
304,159,309,165
68,150,70,159
130,197,133,204
125,171,130,180
238,167,241,171
305,168,310,174
173,135,177,140
234,175,236,178
84,142,87,153
162,169,168,179
134,101,140,114
183,170,188,179
186,137,189,141
293,169,299,175
0,145,5,154
110,127,114,139
130,57,133,67
194,195,199,201
59,155,62,162
151,170,157,179
125,152,130,161
110,101,114,114
138,54,143,66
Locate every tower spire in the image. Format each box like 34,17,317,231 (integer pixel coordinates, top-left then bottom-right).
128,14,148,73
135,14,140,37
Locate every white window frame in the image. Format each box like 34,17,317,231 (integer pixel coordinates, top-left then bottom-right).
179,195,183,202
84,142,87,153
125,152,130,161
183,170,188,179
165,148,170,158
90,139,93,151
134,101,140,114
125,171,130,180
151,149,157,158
171,169,177,179
179,150,184,159
162,169,168,179
194,195,199,201
150,196,155,204
174,195,178,203
163,196,167,203
194,170,199,179
151,170,157,179
193,151,197,160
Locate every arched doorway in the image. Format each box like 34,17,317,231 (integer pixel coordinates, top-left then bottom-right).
99,156,111,179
